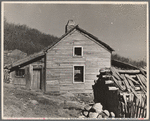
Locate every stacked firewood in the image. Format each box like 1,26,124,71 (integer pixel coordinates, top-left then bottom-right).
93,67,147,118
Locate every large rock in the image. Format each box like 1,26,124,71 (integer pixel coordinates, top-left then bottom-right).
88,112,99,118
92,103,103,113
78,115,86,118
84,104,93,111
110,112,115,118
30,100,38,105
101,110,110,118
103,110,110,117
97,114,103,118
82,110,89,117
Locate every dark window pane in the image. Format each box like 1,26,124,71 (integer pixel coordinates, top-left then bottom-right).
75,47,82,56
16,69,25,77
74,66,84,82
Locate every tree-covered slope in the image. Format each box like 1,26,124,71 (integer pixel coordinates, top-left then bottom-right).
4,20,59,55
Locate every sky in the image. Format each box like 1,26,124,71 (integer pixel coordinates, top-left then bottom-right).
3,2,148,61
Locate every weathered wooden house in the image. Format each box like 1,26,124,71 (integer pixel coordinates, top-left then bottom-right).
6,20,114,93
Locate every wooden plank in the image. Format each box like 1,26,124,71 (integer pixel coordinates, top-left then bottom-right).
125,74,139,84
83,89,93,93
136,100,141,118
46,80,59,85
108,86,119,90
85,74,98,80
59,79,73,84
105,80,114,84
46,69,73,73
47,57,86,62
122,75,140,99
60,84,85,91
125,74,135,89
85,83,93,89
59,89,91,94
46,85,60,92
112,76,126,91
138,74,147,87
59,83,73,86
135,86,141,91
136,75,147,93
130,75,137,78
117,70,140,74
85,80,95,84
102,75,112,78
111,67,122,80
141,97,147,118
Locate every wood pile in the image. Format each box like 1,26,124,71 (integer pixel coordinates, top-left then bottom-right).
79,103,115,118
93,67,147,118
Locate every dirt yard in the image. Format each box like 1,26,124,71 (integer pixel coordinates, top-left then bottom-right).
3,83,94,119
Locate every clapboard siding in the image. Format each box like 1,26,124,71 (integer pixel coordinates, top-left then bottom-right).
60,84,85,91
46,30,111,93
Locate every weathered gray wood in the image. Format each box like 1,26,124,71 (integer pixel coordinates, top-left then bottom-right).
46,80,59,85
32,69,41,90
85,80,95,84
125,74,139,84
85,83,93,89
117,70,140,74
85,74,98,80
60,84,85,91
46,85,60,92
46,30,111,92
135,86,141,91
105,80,114,84
108,86,119,90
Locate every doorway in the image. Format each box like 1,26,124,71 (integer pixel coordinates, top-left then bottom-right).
32,69,42,90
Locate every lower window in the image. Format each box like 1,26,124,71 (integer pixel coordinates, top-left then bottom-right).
74,66,84,82
15,69,25,77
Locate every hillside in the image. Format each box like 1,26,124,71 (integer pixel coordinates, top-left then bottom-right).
4,20,59,55
112,54,146,68
4,20,146,68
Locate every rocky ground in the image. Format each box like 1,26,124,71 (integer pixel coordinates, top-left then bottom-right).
3,83,94,119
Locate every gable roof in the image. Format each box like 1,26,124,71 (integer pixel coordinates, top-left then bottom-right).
6,25,114,70
43,25,114,52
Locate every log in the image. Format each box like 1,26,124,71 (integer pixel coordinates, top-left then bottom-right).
117,70,140,74
125,74,135,89
112,76,126,91
122,75,139,99
125,74,139,85
135,86,141,91
102,75,112,78
138,74,147,87
99,68,111,73
105,80,114,84
130,75,137,78
108,86,119,90
136,75,147,93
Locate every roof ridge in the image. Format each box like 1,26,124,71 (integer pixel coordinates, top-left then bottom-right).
76,26,114,51
44,25,114,52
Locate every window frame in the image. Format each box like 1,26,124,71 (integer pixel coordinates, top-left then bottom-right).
15,69,25,78
73,64,85,83
73,46,83,57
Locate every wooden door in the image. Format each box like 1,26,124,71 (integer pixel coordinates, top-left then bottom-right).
32,69,41,90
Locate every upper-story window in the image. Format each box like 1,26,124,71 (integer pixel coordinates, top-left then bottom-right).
73,46,83,57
